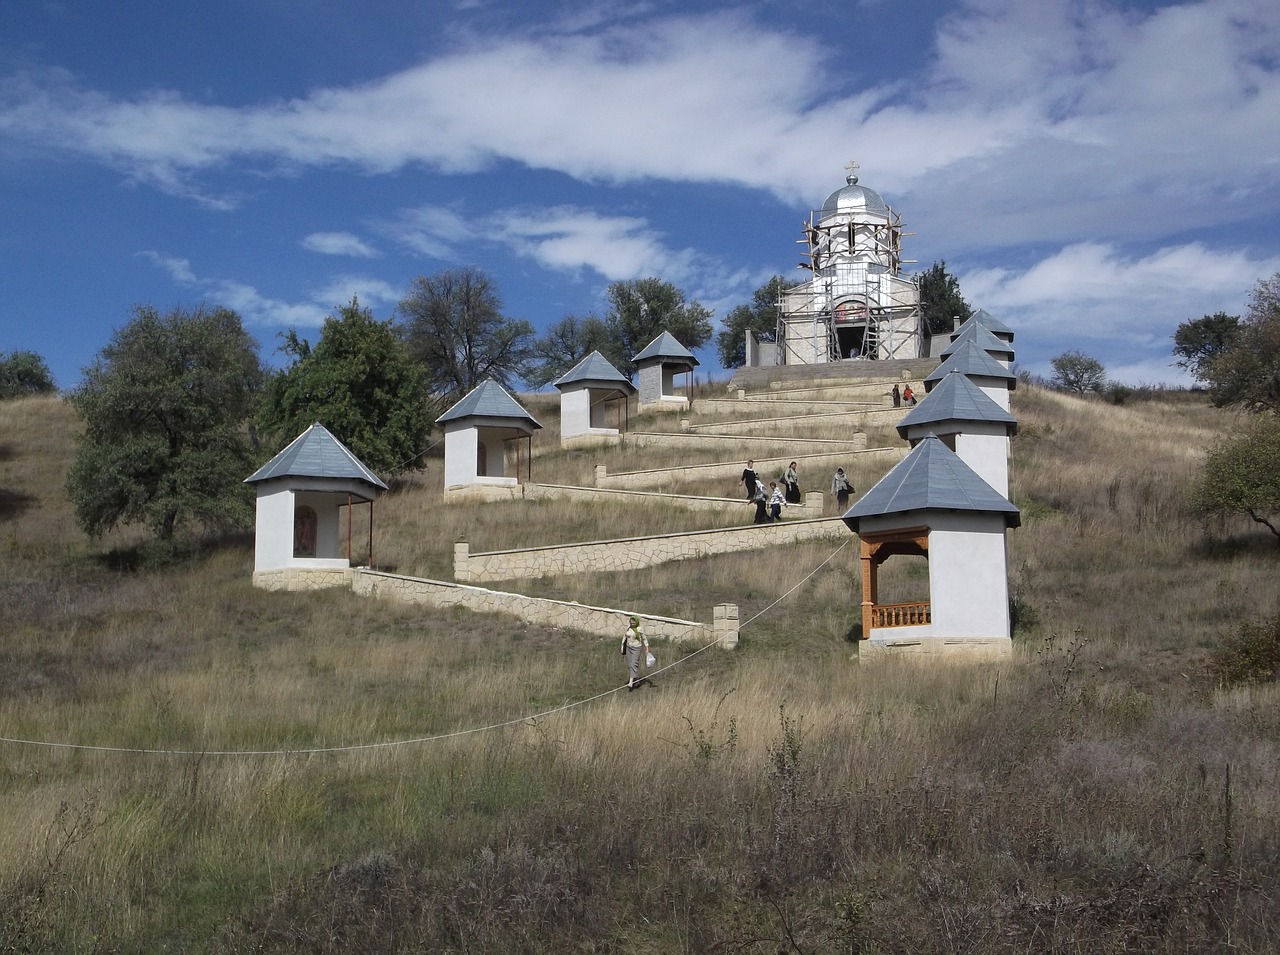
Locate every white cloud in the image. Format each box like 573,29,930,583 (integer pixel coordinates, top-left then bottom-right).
961,241,1280,384
4,0,1277,247
302,231,379,258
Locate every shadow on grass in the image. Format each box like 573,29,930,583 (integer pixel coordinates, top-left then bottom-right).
0,486,36,520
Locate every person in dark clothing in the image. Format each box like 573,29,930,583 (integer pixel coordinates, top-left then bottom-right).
892,383,901,407
750,483,769,524
741,459,759,500
783,461,801,504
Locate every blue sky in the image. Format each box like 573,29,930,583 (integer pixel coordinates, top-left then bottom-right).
3,0,1279,391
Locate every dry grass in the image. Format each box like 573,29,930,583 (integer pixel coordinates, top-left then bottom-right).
1,385,1279,952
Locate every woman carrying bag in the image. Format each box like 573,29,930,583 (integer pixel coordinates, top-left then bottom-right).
621,615,652,690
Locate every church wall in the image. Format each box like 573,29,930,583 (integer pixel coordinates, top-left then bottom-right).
253,486,294,573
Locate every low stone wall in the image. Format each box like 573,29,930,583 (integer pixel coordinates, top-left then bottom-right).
455,516,848,583
353,569,740,648
523,482,743,511
692,397,883,417
688,411,880,436
625,430,862,453
595,446,902,491
253,567,354,591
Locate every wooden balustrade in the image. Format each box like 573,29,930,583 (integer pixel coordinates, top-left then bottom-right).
871,601,931,628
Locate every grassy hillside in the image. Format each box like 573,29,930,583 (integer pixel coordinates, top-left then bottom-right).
1,387,1277,953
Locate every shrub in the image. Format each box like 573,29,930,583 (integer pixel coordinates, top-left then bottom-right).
1209,613,1280,686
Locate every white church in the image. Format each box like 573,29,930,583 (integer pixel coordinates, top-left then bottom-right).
749,163,924,368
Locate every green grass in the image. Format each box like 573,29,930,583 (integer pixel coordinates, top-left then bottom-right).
1,389,1280,952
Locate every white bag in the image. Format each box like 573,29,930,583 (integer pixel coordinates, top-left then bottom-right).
645,652,656,668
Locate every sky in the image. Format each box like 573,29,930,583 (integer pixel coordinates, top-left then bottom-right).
2,0,1279,392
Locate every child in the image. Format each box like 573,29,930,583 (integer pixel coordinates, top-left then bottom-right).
768,481,785,522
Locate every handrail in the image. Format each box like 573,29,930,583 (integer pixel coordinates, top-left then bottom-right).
871,601,931,628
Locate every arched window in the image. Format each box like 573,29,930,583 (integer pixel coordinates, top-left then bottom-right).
294,506,317,557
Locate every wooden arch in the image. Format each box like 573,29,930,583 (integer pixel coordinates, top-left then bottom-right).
858,526,930,639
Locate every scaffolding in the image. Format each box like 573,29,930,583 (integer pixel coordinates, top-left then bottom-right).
774,196,922,365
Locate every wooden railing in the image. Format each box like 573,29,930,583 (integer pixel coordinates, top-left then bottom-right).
871,601,931,628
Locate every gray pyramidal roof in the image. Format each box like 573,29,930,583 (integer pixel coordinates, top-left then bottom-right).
924,340,1016,386
967,309,1014,340
897,371,1018,438
245,422,388,489
436,378,543,429
843,434,1020,531
553,350,637,393
943,321,1015,360
632,331,699,365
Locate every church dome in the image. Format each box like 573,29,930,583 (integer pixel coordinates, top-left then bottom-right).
819,171,889,219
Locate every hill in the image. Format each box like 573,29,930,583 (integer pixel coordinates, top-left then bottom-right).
0,386,1278,953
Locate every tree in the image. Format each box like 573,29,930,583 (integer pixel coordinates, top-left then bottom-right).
1195,415,1280,547
1172,311,1240,383
917,260,973,336
1200,273,1280,414
65,305,263,544
258,298,432,474
0,350,57,398
527,313,613,388
715,276,790,369
396,267,535,399
602,277,713,376
1050,350,1107,395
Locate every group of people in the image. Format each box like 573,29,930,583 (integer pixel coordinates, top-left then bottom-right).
740,459,801,524
890,383,917,408
740,459,854,522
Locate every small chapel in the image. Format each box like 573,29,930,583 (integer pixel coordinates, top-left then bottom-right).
748,163,924,368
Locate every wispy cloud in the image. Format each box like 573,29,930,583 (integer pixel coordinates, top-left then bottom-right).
302,231,379,258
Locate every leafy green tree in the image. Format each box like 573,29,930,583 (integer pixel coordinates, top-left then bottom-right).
65,305,263,544
917,260,973,336
0,350,57,398
602,277,713,376
258,298,432,474
396,267,535,399
527,313,613,388
716,276,791,369
1195,415,1280,547
1050,350,1107,395
1201,273,1280,414
1172,311,1240,383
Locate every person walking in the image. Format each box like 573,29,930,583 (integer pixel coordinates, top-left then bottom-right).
621,615,651,690
902,384,916,406
783,461,801,504
891,383,901,408
831,467,853,511
741,459,760,500
749,482,769,524
768,481,786,521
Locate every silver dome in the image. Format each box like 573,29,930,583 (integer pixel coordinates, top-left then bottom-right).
819,172,890,219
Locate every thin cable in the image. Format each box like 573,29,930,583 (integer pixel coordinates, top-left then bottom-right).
0,539,851,757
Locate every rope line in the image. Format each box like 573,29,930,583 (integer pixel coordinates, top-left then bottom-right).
0,539,851,758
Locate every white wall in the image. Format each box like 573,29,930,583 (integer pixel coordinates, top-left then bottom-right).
926,512,1010,639
444,426,479,487
560,387,592,439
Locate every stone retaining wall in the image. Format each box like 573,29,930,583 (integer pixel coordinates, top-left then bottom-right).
624,430,862,453
595,446,902,491
692,397,883,417
353,569,740,648
455,516,848,583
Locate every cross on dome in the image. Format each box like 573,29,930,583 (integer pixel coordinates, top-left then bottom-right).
845,159,860,184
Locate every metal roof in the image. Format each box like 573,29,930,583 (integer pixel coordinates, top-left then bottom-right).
552,350,637,394
966,308,1014,339
632,331,699,365
843,434,1020,530
942,322,1015,360
924,340,1016,386
819,173,890,219
244,422,388,489
897,372,1018,438
436,378,543,429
